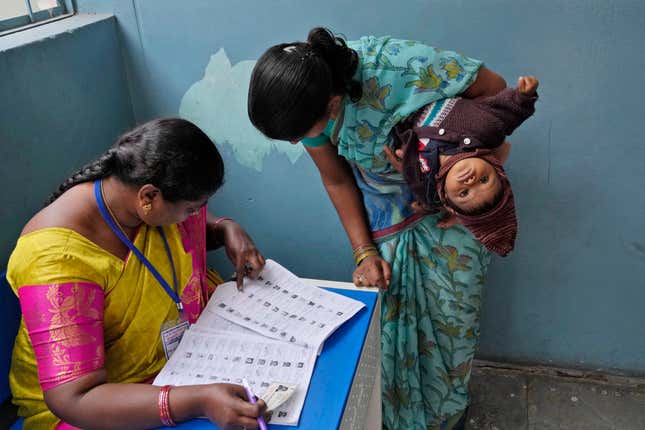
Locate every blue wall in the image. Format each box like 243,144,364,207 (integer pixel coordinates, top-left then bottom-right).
59,1,645,372
0,15,135,269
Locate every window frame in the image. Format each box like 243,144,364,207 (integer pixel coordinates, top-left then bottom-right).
0,0,76,37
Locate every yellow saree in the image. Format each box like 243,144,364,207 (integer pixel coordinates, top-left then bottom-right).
7,208,217,429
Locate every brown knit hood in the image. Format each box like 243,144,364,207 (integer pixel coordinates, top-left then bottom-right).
436,150,517,256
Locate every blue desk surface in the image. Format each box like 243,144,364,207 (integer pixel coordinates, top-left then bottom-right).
166,287,378,430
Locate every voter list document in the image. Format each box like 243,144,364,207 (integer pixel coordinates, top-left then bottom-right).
153,260,365,426
153,328,316,425
204,259,365,353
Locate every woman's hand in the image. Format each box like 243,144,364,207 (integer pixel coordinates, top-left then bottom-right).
383,144,404,173
201,383,269,430
43,372,270,429
352,255,391,290
214,219,266,290
493,141,512,164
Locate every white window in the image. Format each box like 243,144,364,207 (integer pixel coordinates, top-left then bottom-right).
0,0,74,36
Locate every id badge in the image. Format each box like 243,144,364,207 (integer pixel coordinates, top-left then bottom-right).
160,318,190,360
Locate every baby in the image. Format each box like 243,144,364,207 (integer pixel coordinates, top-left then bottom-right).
388,76,539,256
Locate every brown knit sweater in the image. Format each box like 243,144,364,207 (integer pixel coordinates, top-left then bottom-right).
412,87,538,152
398,87,538,212
395,87,538,256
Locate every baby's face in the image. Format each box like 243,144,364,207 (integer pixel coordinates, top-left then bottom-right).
444,157,502,213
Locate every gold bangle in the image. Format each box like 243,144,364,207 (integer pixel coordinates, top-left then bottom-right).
352,244,377,258
355,253,378,267
352,243,376,252
354,249,379,266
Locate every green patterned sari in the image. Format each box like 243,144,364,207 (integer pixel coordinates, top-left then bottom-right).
307,36,492,429
378,214,490,429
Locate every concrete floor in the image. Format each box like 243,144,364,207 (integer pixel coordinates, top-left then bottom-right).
466,362,645,430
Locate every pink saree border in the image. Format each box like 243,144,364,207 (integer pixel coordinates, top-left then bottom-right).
176,206,209,323
18,282,104,391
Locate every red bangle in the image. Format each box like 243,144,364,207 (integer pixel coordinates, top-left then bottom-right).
158,385,176,427
213,217,234,225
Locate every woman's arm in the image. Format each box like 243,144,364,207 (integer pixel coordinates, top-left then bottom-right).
44,371,265,430
305,143,390,289
493,141,511,164
206,213,266,289
461,66,507,99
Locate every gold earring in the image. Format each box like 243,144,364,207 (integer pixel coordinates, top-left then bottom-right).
142,202,152,215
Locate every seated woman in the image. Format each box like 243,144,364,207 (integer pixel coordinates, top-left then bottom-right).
6,118,268,429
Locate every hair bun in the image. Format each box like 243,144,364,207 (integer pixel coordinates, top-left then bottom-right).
306,27,361,102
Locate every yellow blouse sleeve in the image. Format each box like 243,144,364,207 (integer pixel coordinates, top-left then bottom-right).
7,228,123,292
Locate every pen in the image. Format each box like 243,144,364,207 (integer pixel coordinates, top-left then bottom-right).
242,377,268,430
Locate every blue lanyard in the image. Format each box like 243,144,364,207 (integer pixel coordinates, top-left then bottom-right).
93,180,183,314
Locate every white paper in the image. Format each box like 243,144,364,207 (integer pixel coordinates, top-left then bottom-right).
192,310,262,338
153,259,366,426
205,259,365,352
153,329,317,426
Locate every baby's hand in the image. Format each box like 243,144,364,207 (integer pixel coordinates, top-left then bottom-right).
411,201,433,214
517,76,539,96
437,212,461,229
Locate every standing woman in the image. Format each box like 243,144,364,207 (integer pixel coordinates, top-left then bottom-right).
7,118,267,429
248,28,506,429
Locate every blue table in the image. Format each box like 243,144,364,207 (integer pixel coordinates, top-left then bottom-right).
166,287,378,430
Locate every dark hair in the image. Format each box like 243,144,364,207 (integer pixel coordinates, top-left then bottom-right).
248,27,362,141
47,118,224,204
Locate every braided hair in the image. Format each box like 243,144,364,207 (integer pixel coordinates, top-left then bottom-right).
248,27,362,141
47,118,224,205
